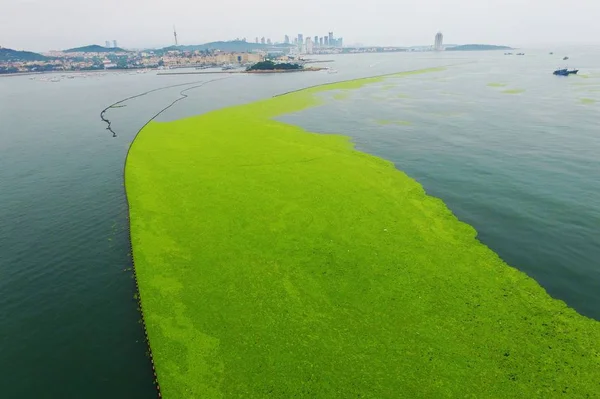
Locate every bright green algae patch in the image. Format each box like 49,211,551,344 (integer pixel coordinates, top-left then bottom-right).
487,82,507,87
580,98,597,104
126,69,600,398
502,88,526,94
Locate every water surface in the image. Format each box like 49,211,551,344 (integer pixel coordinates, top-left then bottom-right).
1,49,598,397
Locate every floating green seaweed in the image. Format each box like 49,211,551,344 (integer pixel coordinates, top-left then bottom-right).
502,88,525,94
580,98,597,104
487,82,507,87
127,67,600,399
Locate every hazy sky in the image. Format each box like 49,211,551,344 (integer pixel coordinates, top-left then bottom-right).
1,0,599,51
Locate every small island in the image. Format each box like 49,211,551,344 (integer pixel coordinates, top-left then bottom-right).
246,60,323,73
446,44,512,51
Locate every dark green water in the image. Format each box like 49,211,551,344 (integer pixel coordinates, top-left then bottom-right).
1,49,598,397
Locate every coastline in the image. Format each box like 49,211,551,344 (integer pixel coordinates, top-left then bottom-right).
156,67,326,76
125,68,600,398
0,68,157,78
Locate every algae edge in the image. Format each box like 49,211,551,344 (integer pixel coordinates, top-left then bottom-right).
126,67,600,398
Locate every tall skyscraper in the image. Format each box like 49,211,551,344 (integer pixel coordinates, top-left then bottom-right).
297,34,303,48
113,40,118,48
319,37,323,47
338,37,343,48
306,37,313,54
284,35,290,44
267,38,272,45
293,38,298,45
328,32,334,44
324,36,329,46
255,37,259,43
314,36,319,47
261,37,266,44
434,32,443,51
105,41,110,48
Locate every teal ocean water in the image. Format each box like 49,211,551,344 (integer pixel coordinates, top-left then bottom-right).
1,48,598,397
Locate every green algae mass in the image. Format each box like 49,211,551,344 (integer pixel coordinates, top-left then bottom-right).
126,68,600,398
502,88,525,94
487,82,507,87
580,98,597,104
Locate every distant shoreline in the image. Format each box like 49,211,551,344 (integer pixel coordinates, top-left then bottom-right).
0,69,150,78
157,67,326,76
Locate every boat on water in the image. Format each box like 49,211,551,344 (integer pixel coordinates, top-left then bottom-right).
563,56,569,60
553,68,578,76
504,52,513,55
549,52,554,55
516,53,525,56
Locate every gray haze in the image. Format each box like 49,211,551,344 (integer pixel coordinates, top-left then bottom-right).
1,0,599,51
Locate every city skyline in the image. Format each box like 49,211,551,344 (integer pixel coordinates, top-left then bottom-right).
2,0,600,52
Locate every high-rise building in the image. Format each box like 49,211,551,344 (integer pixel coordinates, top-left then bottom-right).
297,34,303,48
306,37,313,54
284,35,290,44
267,38,272,45
261,37,266,44
338,37,343,48
324,36,329,46
293,38,298,45
105,41,111,48
314,36,319,47
319,37,323,47
113,40,118,48
328,32,334,44
255,37,259,43
434,32,443,51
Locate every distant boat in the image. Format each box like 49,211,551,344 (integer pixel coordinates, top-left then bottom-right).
504,52,513,55
549,52,554,55
563,56,569,60
553,68,578,76
516,53,525,56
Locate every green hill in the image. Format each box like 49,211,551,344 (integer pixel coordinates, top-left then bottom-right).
446,44,512,51
0,48,49,61
64,44,128,53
